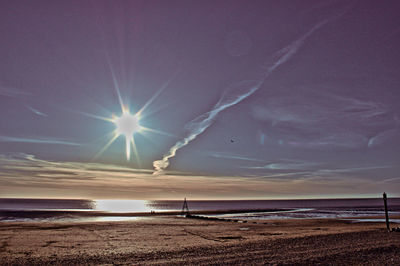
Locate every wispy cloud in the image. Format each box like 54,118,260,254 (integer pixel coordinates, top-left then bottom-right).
242,163,395,186
0,85,31,97
26,105,48,117
246,161,321,170
251,89,397,150
317,165,392,174
202,151,264,162
153,13,346,174
288,133,369,149
378,177,400,184
368,129,399,148
0,136,81,146
252,93,390,125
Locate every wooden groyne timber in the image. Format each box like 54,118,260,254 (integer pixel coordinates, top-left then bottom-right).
185,213,247,223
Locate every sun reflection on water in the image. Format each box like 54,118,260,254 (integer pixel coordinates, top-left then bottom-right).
94,200,152,213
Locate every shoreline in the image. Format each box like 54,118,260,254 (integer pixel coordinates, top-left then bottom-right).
0,208,293,218
2,208,400,226
2,208,400,219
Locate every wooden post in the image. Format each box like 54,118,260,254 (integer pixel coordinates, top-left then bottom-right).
383,192,390,231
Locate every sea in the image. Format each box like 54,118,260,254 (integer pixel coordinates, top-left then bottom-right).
1,198,400,223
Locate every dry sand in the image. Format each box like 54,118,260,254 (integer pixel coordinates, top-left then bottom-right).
1,216,400,265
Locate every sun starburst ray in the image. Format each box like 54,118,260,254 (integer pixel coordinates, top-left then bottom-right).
77,111,114,122
57,105,114,123
92,5,126,117
125,136,131,160
136,100,178,120
92,131,119,160
136,70,180,118
130,137,141,166
140,126,177,138
87,130,119,146
104,49,124,114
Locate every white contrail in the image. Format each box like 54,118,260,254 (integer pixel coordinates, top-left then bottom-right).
153,15,344,175
153,80,262,174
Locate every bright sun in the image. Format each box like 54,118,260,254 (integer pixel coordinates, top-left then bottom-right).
89,84,174,162
114,113,140,137
110,108,142,161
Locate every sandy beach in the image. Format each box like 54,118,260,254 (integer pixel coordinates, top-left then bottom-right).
1,216,400,265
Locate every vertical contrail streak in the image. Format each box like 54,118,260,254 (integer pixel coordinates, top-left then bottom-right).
153,14,346,175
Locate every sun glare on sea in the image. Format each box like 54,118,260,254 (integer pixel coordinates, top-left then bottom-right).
95,200,151,213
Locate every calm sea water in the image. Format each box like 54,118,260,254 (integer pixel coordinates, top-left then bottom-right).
1,198,399,222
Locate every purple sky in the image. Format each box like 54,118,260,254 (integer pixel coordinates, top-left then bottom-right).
0,0,399,199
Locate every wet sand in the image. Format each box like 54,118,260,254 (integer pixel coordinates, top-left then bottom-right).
1,216,400,265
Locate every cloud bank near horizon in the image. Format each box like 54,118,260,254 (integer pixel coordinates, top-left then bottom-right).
1,153,398,199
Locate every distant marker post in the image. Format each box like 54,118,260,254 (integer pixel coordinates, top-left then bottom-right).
383,192,390,231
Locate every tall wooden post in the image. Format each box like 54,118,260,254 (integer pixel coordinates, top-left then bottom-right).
383,192,390,231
